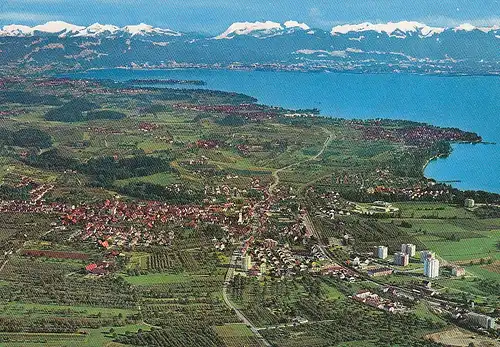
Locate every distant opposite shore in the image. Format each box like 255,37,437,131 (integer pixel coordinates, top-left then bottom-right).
127,78,206,86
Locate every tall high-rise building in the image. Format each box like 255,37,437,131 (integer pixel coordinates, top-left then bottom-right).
394,252,409,266
242,254,252,271
423,258,440,278
377,246,388,259
420,250,435,263
401,243,416,257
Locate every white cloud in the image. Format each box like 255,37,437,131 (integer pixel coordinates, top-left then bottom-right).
307,7,341,28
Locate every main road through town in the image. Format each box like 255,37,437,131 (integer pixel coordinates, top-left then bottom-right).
221,126,334,346
222,251,272,347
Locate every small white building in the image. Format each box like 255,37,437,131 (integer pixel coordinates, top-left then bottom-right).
464,199,475,208
451,266,466,277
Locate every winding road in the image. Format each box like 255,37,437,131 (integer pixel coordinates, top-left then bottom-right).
269,127,334,194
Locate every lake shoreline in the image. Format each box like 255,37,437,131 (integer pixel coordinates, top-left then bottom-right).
424,142,499,193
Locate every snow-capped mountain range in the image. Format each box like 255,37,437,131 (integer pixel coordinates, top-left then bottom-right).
0,20,498,75
215,20,311,39
331,21,445,38
0,21,182,37
1,20,498,39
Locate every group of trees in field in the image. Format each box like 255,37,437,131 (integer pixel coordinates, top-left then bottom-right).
19,146,202,202
84,155,172,187
216,114,247,126
476,278,500,296
0,259,138,309
0,315,126,334
261,308,444,347
0,91,62,106
0,128,52,149
44,98,125,122
23,149,79,171
142,104,172,115
0,184,31,201
23,149,173,188
228,273,444,347
201,224,225,239
473,205,500,218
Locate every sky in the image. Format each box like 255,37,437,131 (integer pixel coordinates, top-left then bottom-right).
0,0,499,34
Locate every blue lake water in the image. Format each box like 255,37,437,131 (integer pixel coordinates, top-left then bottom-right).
68,69,500,193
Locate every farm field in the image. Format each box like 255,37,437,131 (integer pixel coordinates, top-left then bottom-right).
215,324,265,347
123,272,192,285
392,202,475,219
425,327,500,347
0,324,151,346
420,232,499,262
397,217,500,264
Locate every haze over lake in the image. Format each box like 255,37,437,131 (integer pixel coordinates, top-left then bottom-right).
70,69,500,193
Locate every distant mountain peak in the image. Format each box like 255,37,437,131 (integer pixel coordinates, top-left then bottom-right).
453,23,499,33
32,21,85,36
0,21,86,37
107,23,182,37
122,23,181,36
215,20,310,39
330,20,499,38
454,23,476,32
331,21,445,38
284,20,310,30
0,24,33,37
215,21,282,39
74,23,120,37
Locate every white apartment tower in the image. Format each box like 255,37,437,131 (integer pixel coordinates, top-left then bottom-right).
394,252,409,266
377,246,388,259
420,250,435,263
401,243,416,257
242,254,252,271
424,258,440,278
